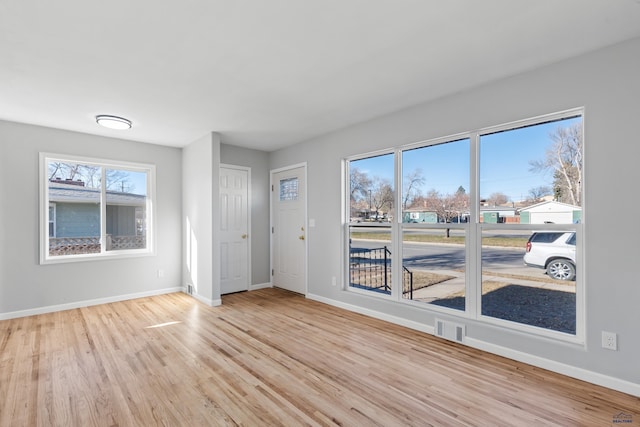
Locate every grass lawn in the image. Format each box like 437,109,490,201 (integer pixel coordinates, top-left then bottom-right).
407,270,454,292
406,269,576,291
350,232,528,248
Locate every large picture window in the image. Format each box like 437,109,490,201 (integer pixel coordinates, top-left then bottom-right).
40,153,155,263
401,138,469,311
348,153,394,295
478,116,582,334
345,110,583,340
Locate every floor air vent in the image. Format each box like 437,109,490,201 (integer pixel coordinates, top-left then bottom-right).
435,319,465,343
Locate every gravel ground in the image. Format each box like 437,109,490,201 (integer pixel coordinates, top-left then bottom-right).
431,284,576,334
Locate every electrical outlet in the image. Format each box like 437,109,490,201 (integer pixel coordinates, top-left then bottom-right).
331,276,336,286
157,269,165,278
602,331,617,351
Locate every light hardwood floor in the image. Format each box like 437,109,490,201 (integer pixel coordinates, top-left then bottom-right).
1,288,638,426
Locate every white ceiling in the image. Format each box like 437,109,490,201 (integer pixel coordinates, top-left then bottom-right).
1,1,640,152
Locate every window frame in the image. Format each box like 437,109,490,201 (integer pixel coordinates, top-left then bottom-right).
343,108,584,343
48,202,56,238
39,152,157,264
344,149,397,300
399,135,472,313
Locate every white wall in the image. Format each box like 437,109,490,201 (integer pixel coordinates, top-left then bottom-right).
0,121,183,317
269,37,640,394
0,141,6,311
1,37,638,396
220,143,270,286
182,133,221,305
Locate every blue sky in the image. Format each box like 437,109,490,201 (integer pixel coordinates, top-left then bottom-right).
48,160,148,196
107,169,147,195
479,116,581,200
352,115,582,202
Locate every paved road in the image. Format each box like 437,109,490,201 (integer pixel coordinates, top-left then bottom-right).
351,239,526,269
350,238,554,282
350,238,574,302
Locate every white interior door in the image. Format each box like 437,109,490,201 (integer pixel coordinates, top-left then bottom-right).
220,166,250,295
272,165,307,294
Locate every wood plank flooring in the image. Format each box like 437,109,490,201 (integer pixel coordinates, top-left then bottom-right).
0,288,638,426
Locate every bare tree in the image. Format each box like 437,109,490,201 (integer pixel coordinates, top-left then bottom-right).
422,188,470,237
527,185,551,203
371,178,394,220
487,192,509,206
350,167,371,201
48,162,135,192
402,168,425,210
84,166,102,188
529,123,582,206
106,170,135,192
48,162,101,188
453,187,470,217
349,167,372,218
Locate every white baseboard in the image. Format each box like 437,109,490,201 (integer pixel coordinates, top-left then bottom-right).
464,337,640,398
0,286,184,321
307,293,435,335
306,293,640,398
188,290,222,307
182,283,270,305
250,282,272,291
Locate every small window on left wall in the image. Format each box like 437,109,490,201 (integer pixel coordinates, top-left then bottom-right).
40,153,155,264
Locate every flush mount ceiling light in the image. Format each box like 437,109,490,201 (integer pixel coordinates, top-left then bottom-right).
95,115,132,130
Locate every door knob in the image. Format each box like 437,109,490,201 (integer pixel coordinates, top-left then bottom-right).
299,235,305,240
241,234,248,239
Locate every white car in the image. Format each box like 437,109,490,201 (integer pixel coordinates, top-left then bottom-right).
523,232,576,281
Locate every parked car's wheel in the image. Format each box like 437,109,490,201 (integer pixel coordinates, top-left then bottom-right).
546,259,575,281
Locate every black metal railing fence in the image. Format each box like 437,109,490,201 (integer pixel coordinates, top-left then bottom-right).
349,245,414,297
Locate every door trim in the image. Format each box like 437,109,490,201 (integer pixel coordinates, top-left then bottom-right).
270,162,308,295
220,163,251,292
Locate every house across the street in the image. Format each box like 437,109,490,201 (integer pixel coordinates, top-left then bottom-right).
518,200,582,224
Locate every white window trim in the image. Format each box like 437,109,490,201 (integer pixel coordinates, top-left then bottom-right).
343,108,584,344
39,152,157,264
48,202,56,238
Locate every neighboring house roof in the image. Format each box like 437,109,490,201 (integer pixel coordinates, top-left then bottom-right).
518,200,581,213
480,206,517,215
48,182,146,206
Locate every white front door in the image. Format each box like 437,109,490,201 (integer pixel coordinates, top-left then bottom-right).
220,166,250,295
272,165,307,294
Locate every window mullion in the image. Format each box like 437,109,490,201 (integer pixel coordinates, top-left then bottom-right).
391,149,402,301
146,167,153,253
343,160,350,291
100,167,107,253
468,132,480,318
